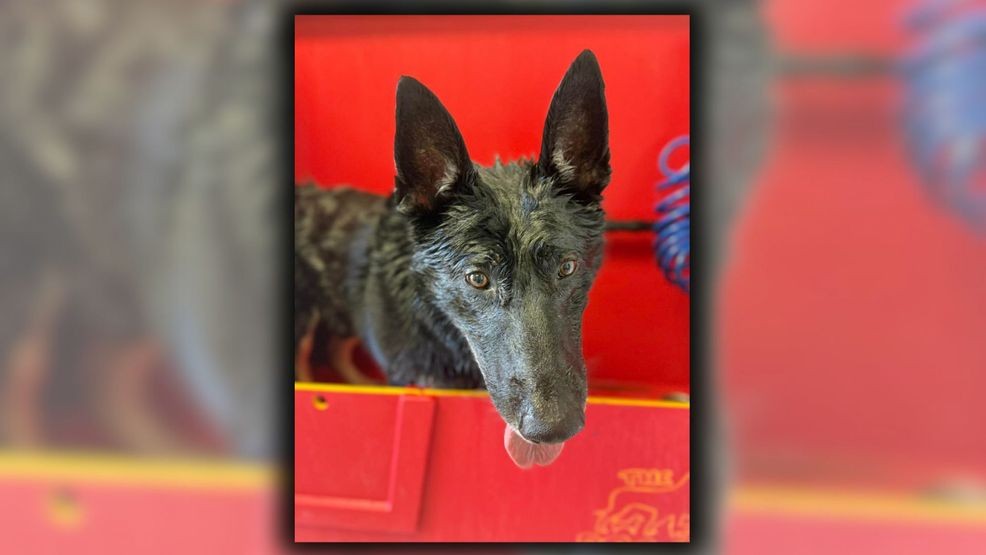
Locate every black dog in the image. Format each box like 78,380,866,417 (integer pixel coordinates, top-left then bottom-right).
295,50,610,467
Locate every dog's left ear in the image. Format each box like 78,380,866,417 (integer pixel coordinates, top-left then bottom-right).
537,50,611,203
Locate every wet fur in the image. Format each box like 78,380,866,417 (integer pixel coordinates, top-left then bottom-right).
295,50,610,443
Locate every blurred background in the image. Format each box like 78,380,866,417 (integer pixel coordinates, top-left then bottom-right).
1,0,984,552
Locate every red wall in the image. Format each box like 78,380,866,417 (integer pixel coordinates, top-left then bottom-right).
295,15,691,391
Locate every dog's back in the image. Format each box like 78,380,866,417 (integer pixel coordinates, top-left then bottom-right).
294,185,387,345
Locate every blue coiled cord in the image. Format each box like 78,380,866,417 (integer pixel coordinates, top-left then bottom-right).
653,135,690,293
902,0,986,229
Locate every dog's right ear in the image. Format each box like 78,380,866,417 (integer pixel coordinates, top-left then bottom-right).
394,77,474,216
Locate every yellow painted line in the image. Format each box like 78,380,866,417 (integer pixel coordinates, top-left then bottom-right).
586,395,688,409
0,451,273,490
2,452,983,529
295,381,488,398
731,485,986,526
295,381,689,409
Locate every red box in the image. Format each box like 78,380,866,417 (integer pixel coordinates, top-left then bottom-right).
294,15,691,542
295,385,688,542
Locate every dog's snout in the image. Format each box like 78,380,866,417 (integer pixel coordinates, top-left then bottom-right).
518,399,585,444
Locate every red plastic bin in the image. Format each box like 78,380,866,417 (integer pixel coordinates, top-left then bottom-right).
294,384,689,542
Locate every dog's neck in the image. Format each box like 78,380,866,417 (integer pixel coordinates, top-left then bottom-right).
406,269,485,387
359,210,485,389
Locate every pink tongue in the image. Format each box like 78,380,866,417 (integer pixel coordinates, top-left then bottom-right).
504,424,565,468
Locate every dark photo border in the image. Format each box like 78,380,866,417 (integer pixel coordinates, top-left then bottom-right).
279,2,714,551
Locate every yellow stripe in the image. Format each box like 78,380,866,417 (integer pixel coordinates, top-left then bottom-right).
0,450,273,490
6,454,982,528
295,381,689,409
587,395,688,409
295,381,488,398
731,485,986,526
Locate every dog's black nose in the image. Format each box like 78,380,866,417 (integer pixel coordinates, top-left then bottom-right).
518,403,585,444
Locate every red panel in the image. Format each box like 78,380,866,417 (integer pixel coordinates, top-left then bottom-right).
294,15,691,390
295,394,435,534
294,391,397,500
294,388,690,542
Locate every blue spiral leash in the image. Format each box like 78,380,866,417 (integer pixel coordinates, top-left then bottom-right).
902,0,986,230
653,135,691,293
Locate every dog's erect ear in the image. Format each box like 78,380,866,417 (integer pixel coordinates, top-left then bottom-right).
537,50,611,203
394,76,474,215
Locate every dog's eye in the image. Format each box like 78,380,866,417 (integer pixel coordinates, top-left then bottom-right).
558,258,578,278
465,271,490,289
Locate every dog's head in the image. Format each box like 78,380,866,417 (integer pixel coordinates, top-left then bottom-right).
393,50,609,447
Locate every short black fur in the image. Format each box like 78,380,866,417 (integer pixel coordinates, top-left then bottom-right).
295,49,611,444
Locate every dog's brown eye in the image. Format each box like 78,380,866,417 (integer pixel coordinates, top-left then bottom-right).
465,271,490,289
558,258,578,278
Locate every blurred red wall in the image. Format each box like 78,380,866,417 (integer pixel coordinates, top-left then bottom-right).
722,0,986,478
295,15,691,391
